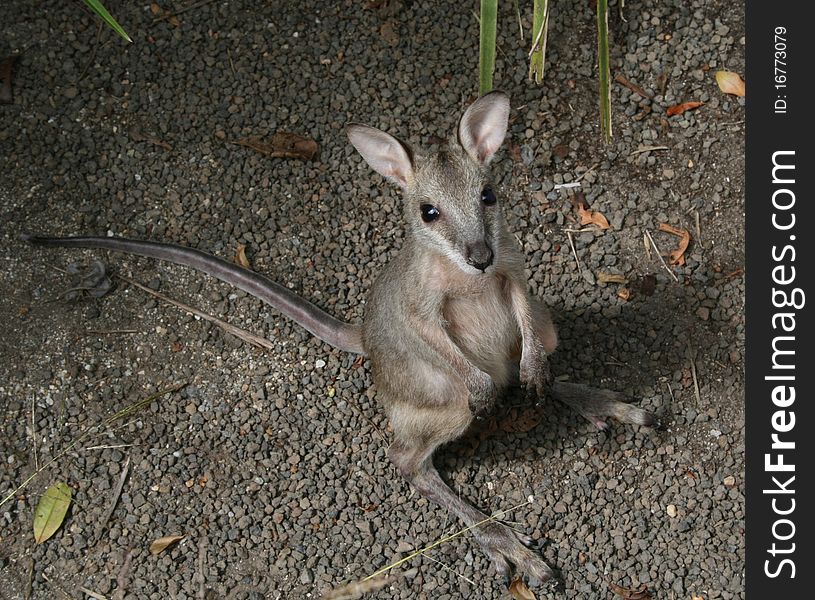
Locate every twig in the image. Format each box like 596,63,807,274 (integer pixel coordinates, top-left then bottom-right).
573,163,600,184
31,396,38,470
25,556,34,600
644,229,678,282
197,537,208,600
629,145,669,156
153,0,217,22
76,21,104,83
513,0,523,40
665,381,676,404
420,553,476,585
85,443,136,451
79,329,139,337
79,587,108,600
643,232,651,259
114,548,132,600
566,231,582,274
116,274,276,350
95,455,130,543
688,344,702,406
41,573,75,600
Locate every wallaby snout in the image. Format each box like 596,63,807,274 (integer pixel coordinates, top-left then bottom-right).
465,241,494,272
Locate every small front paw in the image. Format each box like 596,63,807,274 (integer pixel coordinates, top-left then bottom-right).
467,371,498,416
519,352,553,402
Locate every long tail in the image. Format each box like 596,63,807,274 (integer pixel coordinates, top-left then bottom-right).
23,234,365,354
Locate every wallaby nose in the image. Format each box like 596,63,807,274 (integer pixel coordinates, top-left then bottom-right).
465,242,494,272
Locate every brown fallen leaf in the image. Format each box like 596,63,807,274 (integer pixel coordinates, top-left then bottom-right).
508,141,522,163
499,407,542,433
129,126,172,151
150,3,161,16
578,205,610,230
380,20,400,46
715,70,745,97
617,287,631,301
234,133,319,160
552,143,570,159
234,243,251,269
572,192,610,230
614,73,652,99
509,577,537,600
598,272,627,284
0,55,18,105
658,223,691,265
149,534,184,555
666,101,704,117
607,579,652,600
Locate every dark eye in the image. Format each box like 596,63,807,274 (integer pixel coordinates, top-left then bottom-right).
481,186,497,205
421,204,440,223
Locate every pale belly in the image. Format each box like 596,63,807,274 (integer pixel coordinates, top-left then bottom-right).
442,284,520,388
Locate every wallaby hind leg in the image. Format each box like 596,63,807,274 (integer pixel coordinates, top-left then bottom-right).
389,437,553,583
550,381,659,430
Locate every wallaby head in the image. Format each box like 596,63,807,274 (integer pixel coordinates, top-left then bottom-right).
347,91,511,275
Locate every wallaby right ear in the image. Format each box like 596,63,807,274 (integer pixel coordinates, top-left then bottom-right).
346,124,415,189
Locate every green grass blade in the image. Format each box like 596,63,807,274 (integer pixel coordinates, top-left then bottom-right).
597,0,612,141
479,0,498,96
528,0,549,84
83,0,132,43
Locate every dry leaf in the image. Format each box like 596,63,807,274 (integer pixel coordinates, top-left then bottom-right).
509,577,537,600
608,579,652,600
499,407,542,433
379,20,400,46
614,73,652,99
508,141,522,163
578,205,610,230
598,272,627,284
149,534,184,555
150,3,161,16
323,575,394,600
715,71,745,97
617,287,631,301
1,55,18,104
234,244,251,269
658,223,691,265
234,133,319,160
666,101,704,117
33,482,72,543
553,144,570,159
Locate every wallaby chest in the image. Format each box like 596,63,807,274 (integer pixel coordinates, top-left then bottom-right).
442,274,520,387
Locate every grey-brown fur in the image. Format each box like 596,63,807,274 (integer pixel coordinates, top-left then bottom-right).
24,91,656,585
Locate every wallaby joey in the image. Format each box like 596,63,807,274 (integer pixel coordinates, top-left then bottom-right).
24,91,657,585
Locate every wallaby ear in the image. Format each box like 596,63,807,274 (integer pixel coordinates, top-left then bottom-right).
346,124,415,189
457,91,510,165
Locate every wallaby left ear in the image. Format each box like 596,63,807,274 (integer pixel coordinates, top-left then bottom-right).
457,91,510,165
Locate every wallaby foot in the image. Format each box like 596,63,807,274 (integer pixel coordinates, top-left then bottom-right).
391,438,553,583
473,521,553,583
550,381,659,430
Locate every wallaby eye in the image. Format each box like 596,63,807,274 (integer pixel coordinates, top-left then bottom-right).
481,186,497,205
420,204,440,223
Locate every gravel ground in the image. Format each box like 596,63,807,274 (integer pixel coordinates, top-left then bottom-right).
0,1,745,598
